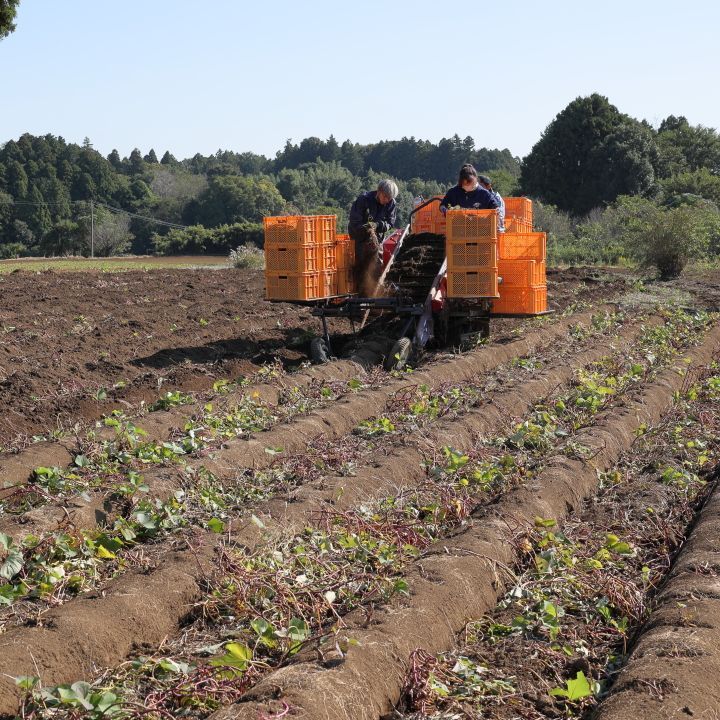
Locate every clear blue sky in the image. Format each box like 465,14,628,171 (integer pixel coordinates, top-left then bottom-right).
2,0,718,162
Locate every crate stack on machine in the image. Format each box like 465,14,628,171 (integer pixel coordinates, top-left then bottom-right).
445,209,499,298
411,196,446,235
494,198,548,314
263,215,338,301
335,233,356,295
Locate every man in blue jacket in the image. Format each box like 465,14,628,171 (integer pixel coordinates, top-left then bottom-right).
440,164,499,214
348,179,399,237
348,179,399,296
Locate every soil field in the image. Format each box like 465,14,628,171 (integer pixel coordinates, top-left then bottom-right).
0,264,718,720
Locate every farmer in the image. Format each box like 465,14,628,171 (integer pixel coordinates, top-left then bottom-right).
347,179,399,296
478,174,505,232
439,164,499,214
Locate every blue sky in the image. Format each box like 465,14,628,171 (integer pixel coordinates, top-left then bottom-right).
2,0,718,161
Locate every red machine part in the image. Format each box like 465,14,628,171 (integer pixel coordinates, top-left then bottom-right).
382,230,403,267
431,276,447,313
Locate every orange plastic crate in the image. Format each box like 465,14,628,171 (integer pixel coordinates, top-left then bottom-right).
504,216,532,234
412,205,434,234
321,270,338,297
498,259,546,288
491,285,547,315
315,215,337,245
336,237,355,269
337,268,356,295
264,216,317,246
447,269,499,298
264,244,321,273
446,209,497,242
264,215,336,247
504,197,533,224
265,272,322,301
319,242,338,271
499,232,546,261
446,238,498,271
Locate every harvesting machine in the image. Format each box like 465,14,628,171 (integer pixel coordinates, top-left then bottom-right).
263,197,549,369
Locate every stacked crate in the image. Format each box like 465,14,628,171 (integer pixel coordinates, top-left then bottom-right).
494,197,547,314
336,233,356,295
264,215,338,301
445,209,499,298
411,195,446,235
503,197,533,233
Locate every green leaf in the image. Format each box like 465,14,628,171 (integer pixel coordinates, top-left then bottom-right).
95,691,120,712
95,545,116,560
207,517,225,533
14,675,39,691
550,670,593,701
210,642,253,673
74,454,90,468
0,547,23,580
288,617,309,642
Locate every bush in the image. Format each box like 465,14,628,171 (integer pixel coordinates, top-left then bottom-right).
0,242,27,259
628,203,715,279
229,243,265,269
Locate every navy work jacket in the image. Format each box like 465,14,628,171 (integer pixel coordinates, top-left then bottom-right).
440,184,499,211
348,191,397,233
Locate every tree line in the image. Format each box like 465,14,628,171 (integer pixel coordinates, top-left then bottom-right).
0,134,518,257
1,93,719,274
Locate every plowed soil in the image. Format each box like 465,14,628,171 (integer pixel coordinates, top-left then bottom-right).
0,265,630,451
0,269,313,450
1,264,718,720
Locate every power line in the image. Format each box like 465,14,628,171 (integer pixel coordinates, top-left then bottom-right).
95,202,189,229
0,198,190,229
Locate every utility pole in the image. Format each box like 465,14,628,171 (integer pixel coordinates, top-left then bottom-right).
90,200,94,258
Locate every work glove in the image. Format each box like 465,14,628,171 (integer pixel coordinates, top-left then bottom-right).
376,221,388,234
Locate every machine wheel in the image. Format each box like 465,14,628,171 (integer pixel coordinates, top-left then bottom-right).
310,337,330,364
383,337,412,371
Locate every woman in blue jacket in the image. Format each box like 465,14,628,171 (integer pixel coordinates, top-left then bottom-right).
440,164,499,214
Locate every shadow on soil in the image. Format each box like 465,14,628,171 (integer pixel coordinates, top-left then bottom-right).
132,328,320,370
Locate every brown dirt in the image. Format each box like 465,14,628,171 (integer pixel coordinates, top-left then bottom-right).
0,269,313,450
595,479,720,720
0,266,645,455
0,267,718,719
208,324,720,720
0,303,621,713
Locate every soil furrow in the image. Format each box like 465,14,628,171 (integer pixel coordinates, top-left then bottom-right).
230,315,661,550
203,305,618,474
205,322,720,720
593,481,720,720
0,306,621,712
0,307,632,544
0,304,612,498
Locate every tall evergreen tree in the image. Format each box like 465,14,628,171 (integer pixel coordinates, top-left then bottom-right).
520,94,658,215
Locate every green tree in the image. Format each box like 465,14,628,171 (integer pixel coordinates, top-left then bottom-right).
193,175,285,226
42,219,80,256
107,149,123,171
520,94,659,215
656,115,720,176
145,148,159,164
659,168,720,206
615,195,716,278
129,149,146,176
0,0,20,39
160,150,177,165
